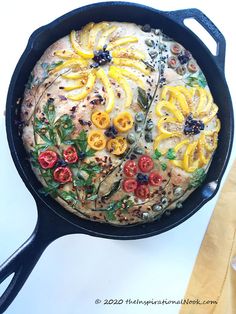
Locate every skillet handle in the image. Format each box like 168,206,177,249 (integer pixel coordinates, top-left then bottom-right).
167,8,226,72
0,224,50,313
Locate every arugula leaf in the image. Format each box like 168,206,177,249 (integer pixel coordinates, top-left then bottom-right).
39,180,60,197
55,114,74,143
80,163,101,175
153,149,162,160
105,196,131,220
60,190,79,205
137,87,149,111
166,148,176,160
189,168,206,189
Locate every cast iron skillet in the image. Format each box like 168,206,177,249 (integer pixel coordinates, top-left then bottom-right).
0,2,234,312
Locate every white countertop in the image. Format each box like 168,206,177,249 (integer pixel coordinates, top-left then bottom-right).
0,1,235,313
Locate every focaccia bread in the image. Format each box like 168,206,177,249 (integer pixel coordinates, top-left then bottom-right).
21,22,220,225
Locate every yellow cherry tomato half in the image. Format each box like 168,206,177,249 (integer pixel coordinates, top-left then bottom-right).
91,111,110,129
88,130,106,151
107,136,128,155
113,111,134,132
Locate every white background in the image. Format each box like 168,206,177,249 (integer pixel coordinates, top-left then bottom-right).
0,1,235,313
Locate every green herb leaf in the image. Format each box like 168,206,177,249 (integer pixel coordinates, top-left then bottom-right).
75,130,88,151
85,148,96,157
185,71,207,88
39,180,60,197
189,168,206,189
166,148,176,160
55,114,74,143
41,61,63,79
80,163,101,175
86,194,98,201
101,179,121,201
60,190,79,205
153,149,162,160
161,162,167,171
137,87,149,111
43,99,55,124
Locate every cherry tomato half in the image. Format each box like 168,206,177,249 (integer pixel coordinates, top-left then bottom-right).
138,155,154,173
149,171,163,186
53,167,72,183
122,178,138,193
63,146,78,163
123,160,138,177
38,150,58,169
135,184,150,200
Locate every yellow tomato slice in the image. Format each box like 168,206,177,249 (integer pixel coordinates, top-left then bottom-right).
107,136,128,155
113,112,134,132
88,130,106,150
91,111,110,129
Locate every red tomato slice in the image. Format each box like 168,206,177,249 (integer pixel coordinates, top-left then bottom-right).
123,160,138,177
53,167,72,183
63,146,78,163
135,184,150,200
149,171,163,186
122,178,138,193
138,155,154,173
38,150,58,169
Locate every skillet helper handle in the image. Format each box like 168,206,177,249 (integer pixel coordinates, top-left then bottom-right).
167,8,226,72
0,226,49,313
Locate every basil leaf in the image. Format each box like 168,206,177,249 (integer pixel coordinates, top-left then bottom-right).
137,87,149,111
101,179,121,201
